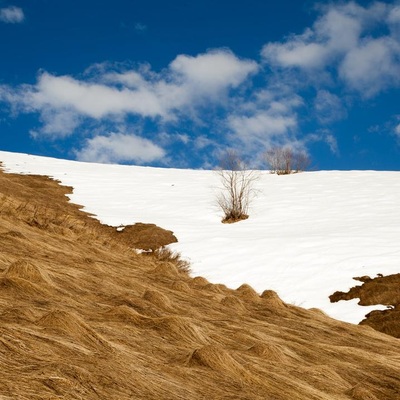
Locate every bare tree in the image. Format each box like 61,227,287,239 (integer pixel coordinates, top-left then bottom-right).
215,150,259,223
293,151,311,173
265,147,310,175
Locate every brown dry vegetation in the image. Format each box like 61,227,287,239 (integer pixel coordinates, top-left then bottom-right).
330,274,400,339
0,168,400,399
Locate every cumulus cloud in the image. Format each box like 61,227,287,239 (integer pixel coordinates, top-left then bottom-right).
170,50,258,93
0,48,263,166
4,3,399,167
229,113,296,139
75,132,165,164
32,72,165,119
339,37,400,96
226,90,302,154
32,109,82,138
261,2,400,96
0,49,258,137
0,6,24,23
262,34,329,69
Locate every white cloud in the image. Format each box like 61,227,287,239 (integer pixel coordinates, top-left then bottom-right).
134,22,147,32
314,7,362,53
0,6,24,23
307,130,340,156
32,72,165,118
261,4,364,70
339,37,400,96
325,133,339,155
387,6,400,39
170,50,258,93
0,49,258,138
261,2,400,96
223,85,304,156
262,36,329,69
33,109,81,138
75,132,165,164
229,113,296,139
395,124,400,137
314,90,347,124
103,70,149,89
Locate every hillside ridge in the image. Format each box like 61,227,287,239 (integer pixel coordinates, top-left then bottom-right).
0,168,400,399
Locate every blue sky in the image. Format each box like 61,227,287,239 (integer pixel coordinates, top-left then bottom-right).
0,0,400,170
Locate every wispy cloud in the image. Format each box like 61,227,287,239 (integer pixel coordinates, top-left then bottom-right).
314,90,347,124
0,6,24,23
134,22,147,32
227,104,299,151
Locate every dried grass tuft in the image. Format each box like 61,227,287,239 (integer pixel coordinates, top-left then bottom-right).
0,276,49,299
143,289,174,312
0,306,36,323
235,284,260,302
296,365,351,394
103,305,149,326
346,384,379,400
150,315,210,345
260,290,288,314
37,309,112,351
221,295,247,313
247,342,287,362
170,281,191,292
150,247,191,274
189,276,210,288
5,259,53,288
186,344,255,383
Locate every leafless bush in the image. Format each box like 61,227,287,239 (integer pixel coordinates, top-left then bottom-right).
215,150,259,223
264,147,310,175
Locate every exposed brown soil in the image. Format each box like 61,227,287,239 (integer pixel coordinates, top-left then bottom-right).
330,274,400,338
222,214,249,224
1,168,400,399
117,222,177,251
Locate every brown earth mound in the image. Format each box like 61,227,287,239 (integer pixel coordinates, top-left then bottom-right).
117,222,177,251
330,274,400,338
0,167,400,399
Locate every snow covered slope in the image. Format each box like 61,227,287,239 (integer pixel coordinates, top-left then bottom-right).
1,150,399,323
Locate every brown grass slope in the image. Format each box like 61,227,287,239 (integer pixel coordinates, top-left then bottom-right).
0,168,399,400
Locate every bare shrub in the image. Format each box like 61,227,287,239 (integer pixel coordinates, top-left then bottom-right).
292,151,311,173
215,150,259,223
151,247,191,274
265,147,310,175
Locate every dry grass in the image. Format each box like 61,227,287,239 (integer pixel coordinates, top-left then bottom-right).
150,246,191,274
0,168,399,399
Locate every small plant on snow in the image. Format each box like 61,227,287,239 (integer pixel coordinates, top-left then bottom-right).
264,146,311,175
215,150,259,224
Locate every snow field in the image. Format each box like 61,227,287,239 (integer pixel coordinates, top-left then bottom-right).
1,151,399,323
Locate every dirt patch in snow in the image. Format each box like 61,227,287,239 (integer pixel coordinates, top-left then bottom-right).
330,273,400,338
117,222,177,251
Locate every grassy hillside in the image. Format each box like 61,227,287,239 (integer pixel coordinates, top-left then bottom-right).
0,168,399,399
